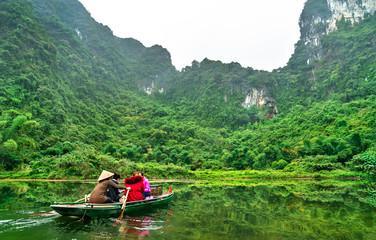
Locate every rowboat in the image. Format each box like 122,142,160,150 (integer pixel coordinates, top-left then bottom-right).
51,192,174,218
51,185,174,218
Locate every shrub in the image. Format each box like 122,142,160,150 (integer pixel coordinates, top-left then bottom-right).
283,162,299,172
202,160,224,170
300,155,343,172
252,153,267,170
41,142,67,156
272,159,289,170
347,148,376,174
2,139,18,152
103,143,117,155
0,151,21,170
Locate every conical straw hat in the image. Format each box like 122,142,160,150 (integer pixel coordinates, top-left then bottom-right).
98,170,114,182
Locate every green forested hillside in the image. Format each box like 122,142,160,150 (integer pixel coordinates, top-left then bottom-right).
0,0,375,179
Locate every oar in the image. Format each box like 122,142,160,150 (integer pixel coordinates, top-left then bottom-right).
75,193,91,202
114,187,130,226
29,211,57,217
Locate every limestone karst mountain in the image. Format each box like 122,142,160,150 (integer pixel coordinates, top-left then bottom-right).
0,0,375,176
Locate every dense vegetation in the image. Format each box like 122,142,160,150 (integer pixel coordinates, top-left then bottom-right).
0,0,375,179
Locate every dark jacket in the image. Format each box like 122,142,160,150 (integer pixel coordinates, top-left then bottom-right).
105,179,121,202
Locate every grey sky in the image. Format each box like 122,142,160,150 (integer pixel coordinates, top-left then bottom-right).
78,0,307,71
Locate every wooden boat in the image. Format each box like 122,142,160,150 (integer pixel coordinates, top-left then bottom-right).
51,190,174,218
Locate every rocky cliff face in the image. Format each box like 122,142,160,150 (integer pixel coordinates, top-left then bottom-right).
141,80,164,95
327,0,376,32
146,0,376,121
242,88,278,119
300,0,376,59
230,1,376,116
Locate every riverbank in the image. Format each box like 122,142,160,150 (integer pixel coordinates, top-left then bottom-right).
0,169,370,180
194,169,371,180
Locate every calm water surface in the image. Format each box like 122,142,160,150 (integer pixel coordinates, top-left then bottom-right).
1,179,376,239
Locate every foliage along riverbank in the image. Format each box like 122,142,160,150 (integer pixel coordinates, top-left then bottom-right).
0,168,370,181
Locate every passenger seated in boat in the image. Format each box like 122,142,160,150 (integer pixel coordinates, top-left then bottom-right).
90,170,127,203
105,172,123,202
124,172,144,202
139,171,152,199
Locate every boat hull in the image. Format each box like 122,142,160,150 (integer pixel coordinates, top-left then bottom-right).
51,204,86,216
51,192,174,218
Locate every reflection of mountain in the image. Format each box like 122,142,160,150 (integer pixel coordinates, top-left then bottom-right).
0,180,375,239
173,180,376,239
0,181,95,210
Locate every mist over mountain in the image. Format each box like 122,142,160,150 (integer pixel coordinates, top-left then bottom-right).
0,0,375,178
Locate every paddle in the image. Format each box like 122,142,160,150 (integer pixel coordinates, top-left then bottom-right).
29,210,57,217
114,187,130,226
75,193,91,202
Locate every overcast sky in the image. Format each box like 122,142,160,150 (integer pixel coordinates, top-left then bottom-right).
78,0,307,71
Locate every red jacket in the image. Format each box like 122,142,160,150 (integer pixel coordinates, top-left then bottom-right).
124,176,144,202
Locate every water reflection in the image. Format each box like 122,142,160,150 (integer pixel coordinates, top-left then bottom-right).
0,180,376,239
118,217,153,239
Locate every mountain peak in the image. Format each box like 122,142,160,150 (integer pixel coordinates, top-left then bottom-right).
300,0,376,47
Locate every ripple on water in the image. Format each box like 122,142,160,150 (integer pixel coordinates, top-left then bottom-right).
0,214,58,233
0,219,12,225
19,210,35,214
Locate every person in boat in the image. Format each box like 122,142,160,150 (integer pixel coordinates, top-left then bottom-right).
139,171,152,199
124,172,144,202
90,170,127,203
105,172,124,202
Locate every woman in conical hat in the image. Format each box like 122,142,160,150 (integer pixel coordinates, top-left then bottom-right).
90,170,127,203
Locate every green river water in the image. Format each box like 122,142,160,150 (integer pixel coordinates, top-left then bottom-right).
0,179,376,240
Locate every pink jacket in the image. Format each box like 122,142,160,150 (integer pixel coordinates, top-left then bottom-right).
143,177,151,193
